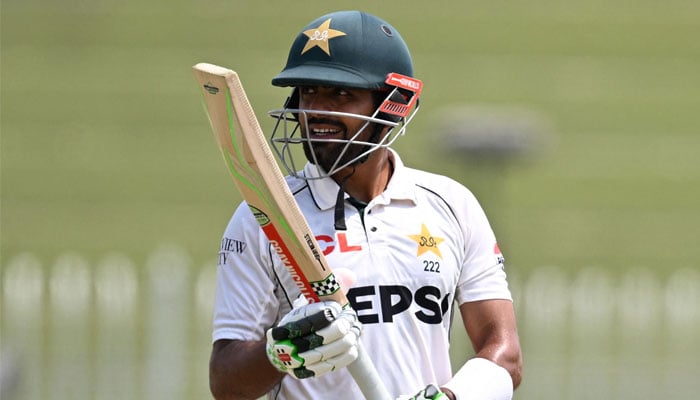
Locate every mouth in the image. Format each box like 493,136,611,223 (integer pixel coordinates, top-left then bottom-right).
309,126,342,137
306,118,345,139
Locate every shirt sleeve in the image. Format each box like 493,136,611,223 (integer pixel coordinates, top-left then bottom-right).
211,202,282,342
454,189,512,305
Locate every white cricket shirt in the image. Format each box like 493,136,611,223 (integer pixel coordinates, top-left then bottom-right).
212,150,512,399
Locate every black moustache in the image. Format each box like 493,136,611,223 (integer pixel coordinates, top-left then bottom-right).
308,118,346,130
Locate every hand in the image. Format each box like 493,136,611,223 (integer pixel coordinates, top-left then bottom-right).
265,300,362,379
398,384,449,400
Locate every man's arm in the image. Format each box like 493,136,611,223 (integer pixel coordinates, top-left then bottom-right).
209,339,285,400
411,298,521,400
460,299,523,388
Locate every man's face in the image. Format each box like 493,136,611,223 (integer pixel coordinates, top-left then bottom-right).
297,86,380,174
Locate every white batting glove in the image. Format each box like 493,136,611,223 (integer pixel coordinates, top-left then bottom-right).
397,384,449,400
265,300,362,379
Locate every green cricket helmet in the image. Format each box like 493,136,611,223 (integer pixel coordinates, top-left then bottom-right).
268,10,423,181
271,10,414,90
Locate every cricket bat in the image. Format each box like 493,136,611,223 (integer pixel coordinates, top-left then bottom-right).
192,63,391,400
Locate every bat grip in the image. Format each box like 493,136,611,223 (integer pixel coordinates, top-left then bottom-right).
348,342,392,399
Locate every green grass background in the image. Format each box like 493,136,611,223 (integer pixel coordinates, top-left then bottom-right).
2,1,699,397
3,0,699,273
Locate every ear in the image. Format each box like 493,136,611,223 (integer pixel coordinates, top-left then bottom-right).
377,89,408,123
284,87,300,109
283,88,300,121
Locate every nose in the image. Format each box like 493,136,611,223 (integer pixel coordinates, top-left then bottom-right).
305,96,328,112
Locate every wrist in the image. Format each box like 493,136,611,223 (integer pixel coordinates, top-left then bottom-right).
439,387,456,400
442,357,513,400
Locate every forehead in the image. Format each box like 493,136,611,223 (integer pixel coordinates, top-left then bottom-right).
297,85,374,94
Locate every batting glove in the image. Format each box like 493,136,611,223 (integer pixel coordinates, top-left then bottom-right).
266,300,362,379
397,384,449,400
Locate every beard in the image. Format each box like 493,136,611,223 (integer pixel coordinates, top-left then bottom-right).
302,138,369,174
301,120,383,175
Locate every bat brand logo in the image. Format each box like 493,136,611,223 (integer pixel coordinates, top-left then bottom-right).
249,205,271,226
203,82,219,95
269,238,317,301
253,208,318,302
304,233,325,271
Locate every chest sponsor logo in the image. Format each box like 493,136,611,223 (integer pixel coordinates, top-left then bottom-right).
347,285,451,325
316,232,362,255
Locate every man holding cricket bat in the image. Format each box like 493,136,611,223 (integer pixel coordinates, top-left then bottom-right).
209,10,522,400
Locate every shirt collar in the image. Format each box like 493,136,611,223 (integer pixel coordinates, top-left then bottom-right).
303,149,417,211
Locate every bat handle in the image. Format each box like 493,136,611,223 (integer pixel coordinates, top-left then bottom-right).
348,342,392,399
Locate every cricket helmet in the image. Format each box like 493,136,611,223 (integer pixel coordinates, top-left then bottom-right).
272,10,414,89
268,11,423,181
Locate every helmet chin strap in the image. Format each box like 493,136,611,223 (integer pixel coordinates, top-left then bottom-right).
354,120,386,165
333,166,356,231
333,123,387,231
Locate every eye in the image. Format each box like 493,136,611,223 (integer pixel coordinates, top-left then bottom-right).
299,86,317,95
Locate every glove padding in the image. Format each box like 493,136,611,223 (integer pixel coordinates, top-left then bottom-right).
397,384,448,400
266,300,361,379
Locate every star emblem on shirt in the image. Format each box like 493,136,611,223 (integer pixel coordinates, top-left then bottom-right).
408,223,444,258
301,18,346,56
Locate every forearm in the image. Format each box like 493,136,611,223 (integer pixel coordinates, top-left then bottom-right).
446,299,523,399
461,299,523,389
473,336,522,389
209,339,285,400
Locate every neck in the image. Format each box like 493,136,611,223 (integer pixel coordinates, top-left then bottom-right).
333,149,394,203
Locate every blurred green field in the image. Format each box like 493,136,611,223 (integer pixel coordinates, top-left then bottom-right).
3,0,699,273
2,1,700,399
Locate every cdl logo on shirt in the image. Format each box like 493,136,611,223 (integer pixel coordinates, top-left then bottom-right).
315,232,362,255
347,285,451,325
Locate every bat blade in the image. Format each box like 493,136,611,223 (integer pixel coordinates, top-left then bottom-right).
192,62,333,303
193,63,391,399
